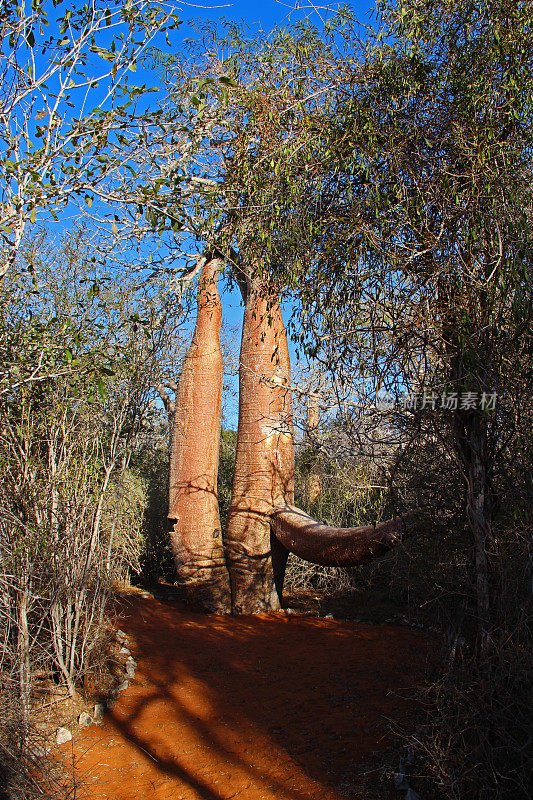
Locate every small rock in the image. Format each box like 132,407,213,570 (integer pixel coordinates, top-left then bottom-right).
119,646,131,656
93,703,104,722
78,712,92,728
324,613,334,619
116,629,128,643
56,727,72,745
117,680,129,693
126,658,136,679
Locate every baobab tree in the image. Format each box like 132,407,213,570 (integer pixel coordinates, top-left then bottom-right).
169,257,410,614
161,22,412,614
168,255,231,613
224,273,294,613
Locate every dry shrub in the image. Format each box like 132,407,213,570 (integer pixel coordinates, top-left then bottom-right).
0,689,73,800
286,450,390,599
283,554,358,596
81,628,128,702
413,625,532,799
403,534,533,800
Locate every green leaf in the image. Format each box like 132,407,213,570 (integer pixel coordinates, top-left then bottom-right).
219,75,239,87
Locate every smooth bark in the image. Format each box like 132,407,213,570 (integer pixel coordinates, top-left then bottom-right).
225,281,409,613
226,287,294,613
168,257,231,613
271,506,411,566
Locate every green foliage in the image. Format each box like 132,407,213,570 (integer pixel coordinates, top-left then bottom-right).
218,428,237,532
0,0,180,275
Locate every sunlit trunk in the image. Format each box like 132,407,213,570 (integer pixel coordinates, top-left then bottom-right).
226,286,294,613
168,257,231,613
17,583,31,716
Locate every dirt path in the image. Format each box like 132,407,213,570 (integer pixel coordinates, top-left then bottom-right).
70,593,436,800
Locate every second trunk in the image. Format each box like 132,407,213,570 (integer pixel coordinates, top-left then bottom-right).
226,287,294,613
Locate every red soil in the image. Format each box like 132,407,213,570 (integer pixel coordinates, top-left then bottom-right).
71,593,436,800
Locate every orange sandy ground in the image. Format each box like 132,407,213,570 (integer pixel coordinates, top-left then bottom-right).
68,594,436,800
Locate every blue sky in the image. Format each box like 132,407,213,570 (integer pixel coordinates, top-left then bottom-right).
172,2,377,428
180,1,375,33
17,0,377,427
166,2,377,427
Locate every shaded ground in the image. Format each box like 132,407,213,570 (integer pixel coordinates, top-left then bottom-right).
70,591,437,800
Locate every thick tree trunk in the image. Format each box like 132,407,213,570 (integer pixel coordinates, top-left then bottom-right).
225,280,409,612
225,286,294,613
168,257,231,613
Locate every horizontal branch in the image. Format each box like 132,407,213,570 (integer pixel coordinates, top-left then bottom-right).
270,506,413,567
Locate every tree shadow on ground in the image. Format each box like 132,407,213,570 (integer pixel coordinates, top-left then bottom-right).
76,592,437,800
